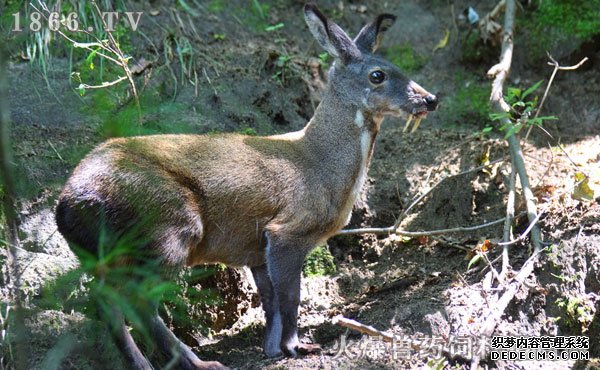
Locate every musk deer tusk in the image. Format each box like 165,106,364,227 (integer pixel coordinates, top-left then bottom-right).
410,116,423,133
403,114,414,133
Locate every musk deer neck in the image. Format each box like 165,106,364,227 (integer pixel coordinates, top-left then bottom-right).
303,89,382,165
302,89,383,216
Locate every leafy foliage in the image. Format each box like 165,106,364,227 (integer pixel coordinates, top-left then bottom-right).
441,76,490,128
523,0,600,60
384,44,426,73
556,295,595,332
303,245,336,277
533,0,600,41
489,80,558,138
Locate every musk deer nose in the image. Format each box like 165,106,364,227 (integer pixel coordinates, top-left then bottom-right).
424,94,438,111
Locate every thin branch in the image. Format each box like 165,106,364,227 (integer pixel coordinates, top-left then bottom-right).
548,54,589,70
35,0,142,124
338,158,505,236
477,247,545,337
90,0,142,124
470,246,544,370
524,55,588,141
508,135,542,252
497,176,586,247
488,0,507,19
78,76,128,89
487,0,542,254
472,1,523,367
501,158,516,277
395,158,505,230
337,216,507,237
46,139,65,163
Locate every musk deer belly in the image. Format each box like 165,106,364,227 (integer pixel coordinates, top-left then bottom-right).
186,216,268,267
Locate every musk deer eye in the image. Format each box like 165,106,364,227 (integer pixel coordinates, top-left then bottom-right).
369,70,386,84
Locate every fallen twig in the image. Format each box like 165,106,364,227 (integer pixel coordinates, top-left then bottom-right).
477,247,545,337
333,316,394,342
333,316,471,361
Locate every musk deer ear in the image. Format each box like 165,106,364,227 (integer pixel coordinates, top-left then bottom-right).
304,3,361,64
354,14,397,53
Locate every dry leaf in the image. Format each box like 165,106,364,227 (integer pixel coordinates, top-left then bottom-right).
130,58,152,75
432,29,450,53
534,184,556,201
572,172,595,201
480,239,492,253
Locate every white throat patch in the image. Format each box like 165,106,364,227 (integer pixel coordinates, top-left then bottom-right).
354,110,364,128
341,129,372,226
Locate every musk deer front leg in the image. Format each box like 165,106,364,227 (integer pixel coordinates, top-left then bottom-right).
265,236,321,357
251,264,282,357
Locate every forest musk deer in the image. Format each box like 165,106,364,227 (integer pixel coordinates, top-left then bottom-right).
56,3,437,370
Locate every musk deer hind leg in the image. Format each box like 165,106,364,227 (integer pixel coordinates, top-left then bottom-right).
107,307,153,370
145,243,227,368
148,310,229,370
265,235,322,357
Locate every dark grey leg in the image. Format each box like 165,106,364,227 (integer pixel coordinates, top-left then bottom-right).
107,308,153,370
148,310,228,370
251,264,282,357
265,237,316,357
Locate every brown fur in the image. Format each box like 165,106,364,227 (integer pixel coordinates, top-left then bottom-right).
58,92,378,268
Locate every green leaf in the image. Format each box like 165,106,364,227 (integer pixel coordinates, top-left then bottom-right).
522,80,544,99
537,115,558,121
467,253,483,270
252,0,265,19
482,126,493,133
489,112,508,121
265,23,284,32
177,0,200,16
508,87,521,99
504,122,523,138
85,48,98,64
